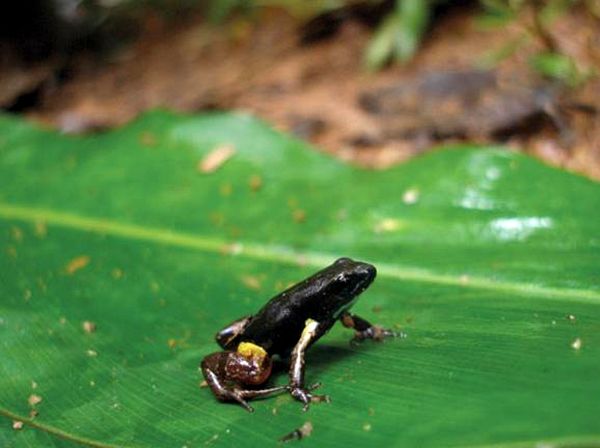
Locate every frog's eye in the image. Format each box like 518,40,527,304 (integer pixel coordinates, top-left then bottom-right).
336,273,347,282
334,257,353,265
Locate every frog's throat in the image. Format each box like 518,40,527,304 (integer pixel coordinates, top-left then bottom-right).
237,341,268,361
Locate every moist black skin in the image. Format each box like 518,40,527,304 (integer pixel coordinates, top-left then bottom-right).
200,257,396,412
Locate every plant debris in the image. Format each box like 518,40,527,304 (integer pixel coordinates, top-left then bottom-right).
402,188,420,205
198,144,236,174
359,70,575,145
241,275,261,290
82,321,96,333
248,174,263,192
66,255,91,275
292,209,306,223
34,221,47,238
279,421,313,443
28,394,42,406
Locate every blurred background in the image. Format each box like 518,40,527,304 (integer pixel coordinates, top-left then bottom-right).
1,0,599,177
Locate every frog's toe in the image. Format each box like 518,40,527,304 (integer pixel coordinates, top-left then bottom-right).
290,387,311,404
290,386,330,411
303,393,330,412
310,393,331,404
352,325,402,343
237,399,254,412
228,390,255,412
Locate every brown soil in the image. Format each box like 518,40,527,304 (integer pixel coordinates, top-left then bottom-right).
4,5,600,179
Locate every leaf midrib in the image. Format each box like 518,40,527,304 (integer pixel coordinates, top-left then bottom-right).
2,202,599,304
2,407,599,448
0,408,131,448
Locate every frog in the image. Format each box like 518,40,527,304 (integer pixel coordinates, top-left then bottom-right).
200,257,396,412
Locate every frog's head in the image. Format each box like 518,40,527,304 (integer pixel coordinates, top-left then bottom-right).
315,257,377,316
332,257,376,294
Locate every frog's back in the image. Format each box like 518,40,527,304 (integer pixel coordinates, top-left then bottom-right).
241,287,337,355
240,258,376,355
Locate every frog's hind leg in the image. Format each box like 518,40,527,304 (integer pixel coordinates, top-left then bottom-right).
288,318,331,411
339,311,398,343
201,355,287,412
215,315,252,349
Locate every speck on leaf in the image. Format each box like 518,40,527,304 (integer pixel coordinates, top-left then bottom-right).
28,394,42,406
198,144,236,173
66,255,91,275
280,421,313,443
83,321,96,333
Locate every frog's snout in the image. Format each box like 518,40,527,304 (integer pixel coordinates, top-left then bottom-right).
356,262,377,285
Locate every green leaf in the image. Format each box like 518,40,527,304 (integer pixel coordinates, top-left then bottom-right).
364,14,400,71
529,51,587,86
392,0,429,62
539,0,574,25
1,111,599,447
365,0,430,70
474,0,517,28
205,0,249,23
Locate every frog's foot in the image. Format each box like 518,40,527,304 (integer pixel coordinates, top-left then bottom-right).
223,388,255,412
340,312,400,344
287,319,331,411
231,385,289,412
202,355,288,412
352,325,399,343
289,383,331,412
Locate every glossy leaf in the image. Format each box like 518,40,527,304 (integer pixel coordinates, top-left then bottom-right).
1,111,599,447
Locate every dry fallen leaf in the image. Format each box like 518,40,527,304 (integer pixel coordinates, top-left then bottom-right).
241,275,261,290
66,255,91,275
198,144,236,173
28,394,42,406
82,321,96,333
280,421,313,443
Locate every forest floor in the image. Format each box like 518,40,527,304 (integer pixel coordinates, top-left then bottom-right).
2,4,600,179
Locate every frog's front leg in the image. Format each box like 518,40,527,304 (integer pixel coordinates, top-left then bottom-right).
201,348,286,412
288,319,331,411
340,311,397,342
215,315,252,349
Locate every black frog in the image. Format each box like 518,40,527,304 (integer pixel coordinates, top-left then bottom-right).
200,257,396,412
